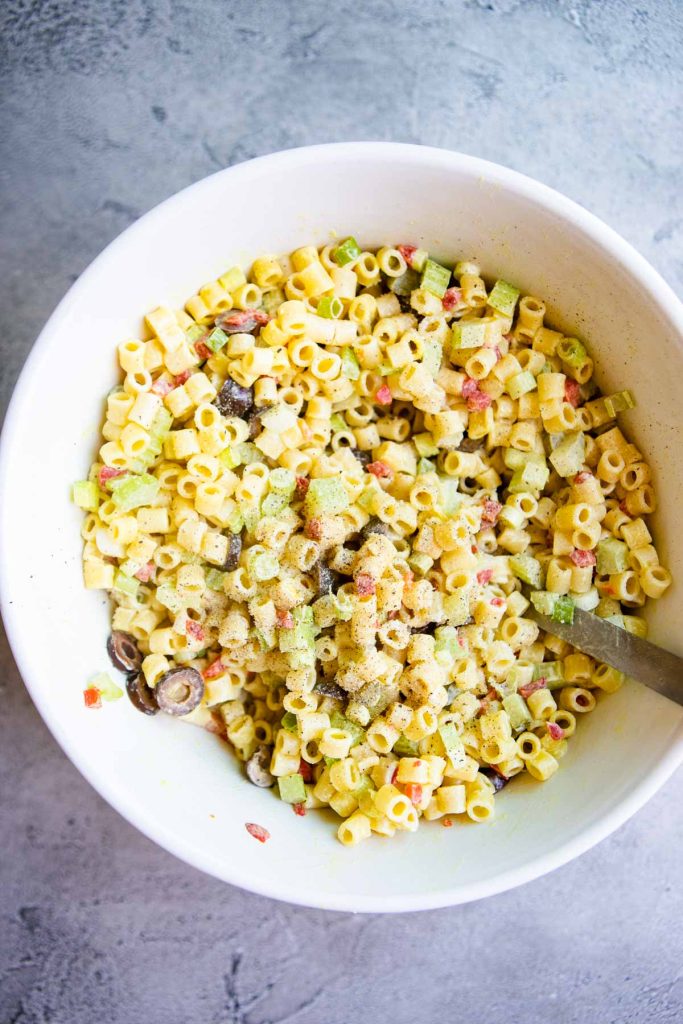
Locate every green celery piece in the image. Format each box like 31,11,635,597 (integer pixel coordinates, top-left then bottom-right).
509,554,544,588
413,432,439,457
330,413,347,433
417,457,435,475
205,327,229,353
506,663,534,691
487,280,520,317
604,390,635,417
389,266,420,296
240,505,261,534
261,492,288,517
219,447,241,470
235,441,259,465
408,248,428,272
503,447,530,470
277,773,307,804
332,592,353,621
185,323,206,344
90,672,123,702
502,693,531,730
110,473,160,512
334,237,362,266
530,590,558,616
113,570,138,597
323,755,339,768
509,459,549,493
278,605,316,653
305,477,349,516
421,338,443,378
421,259,451,298
156,582,185,614
206,568,226,592
443,588,471,626
434,626,461,657
72,480,100,511
281,711,298,732
269,467,296,496
558,337,588,370
317,295,343,319
532,661,565,689
451,320,486,351
596,537,629,575
261,287,285,315
149,406,173,441
250,551,279,582
330,710,365,746
439,476,462,515
551,595,575,625
507,370,537,400
253,626,276,651
393,736,419,757
226,508,244,534
549,432,585,478
438,722,467,771
340,347,361,381
408,552,433,576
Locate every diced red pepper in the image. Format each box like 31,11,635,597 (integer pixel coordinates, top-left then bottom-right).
478,687,497,715
355,573,376,596
404,783,423,806
298,759,314,783
83,686,102,709
98,466,126,489
375,384,392,406
245,822,270,843
186,619,205,643
519,679,546,699
442,287,462,311
442,817,454,828
295,476,310,498
573,471,591,485
565,379,581,407
194,340,211,360
547,721,565,740
220,308,269,332
462,376,492,412
151,377,174,396
397,244,417,267
481,499,502,526
276,609,294,629
134,561,155,582
390,764,399,784
305,517,322,541
491,597,504,607
202,658,225,680
477,568,494,585
570,548,596,568
366,460,392,479
402,569,414,584
174,369,192,386
292,803,306,817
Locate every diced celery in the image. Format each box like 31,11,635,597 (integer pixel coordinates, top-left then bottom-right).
340,347,360,381
503,447,529,471
261,492,288,517
439,476,462,515
530,590,558,616
434,626,461,657
532,661,565,688
305,477,349,516
417,457,435,475
334,237,362,266
149,406,173,441
549,432,585,478
185,323,206,344
226,508,244,534
421,259,451,298
413,433,439,457
317,295,343,319
393,736,419,757
277,773,307,804
558,337,587,371
250,551,279,582
279,605,317,653
90,672,123,703
507,370,537,400
219,447,241,470
502,693,531,730
421,338,443,378
439,722,467,771
508,459,549,493
596,537,629,575
281,711,298,732
269,467,296,497
330,413,347,433
330,710,365,746
506,663,534,691
451,320,487,351
205,326,229,353
604,390,635,417
487,279,520,317
443,588,471,625
332,592,353,621
509,554,543,588
408,552,433,576
206,568,226,592
240,505,261,534
262,288,285,315
235,442,259,465
110,473,160,512
389,267,420,296
72,480,100,511
113,570,138,597
551,595,575,625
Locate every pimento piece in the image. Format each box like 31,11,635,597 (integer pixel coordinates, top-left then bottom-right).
194,340,211,360
565,379,581,407
276,609,294,629
83,686,102,709
202,658,225,680
478,687,497,715
98,466,126,489
375,384,392,406
491,597,504,607
305,517,322,541
481,499,502,526
217,308,269,333
186,619,205,643
573,471,591,485
442,817,454,828
245,822,270,843
366,460,392,479
295,476,310,498
355,573,376,596
519,679,546,699
135,561,155,583
292,803,307,817
298,759,314,784
462,377,492,412
477,568,493,585
174,369,192,386
390,764,399,784
404,783,423,806
151,377,174,397
442,287,462,312
547,721,565,741
397,244,417,267
570,548,596,568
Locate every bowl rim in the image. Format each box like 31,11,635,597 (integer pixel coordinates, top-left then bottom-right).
2,141,683,913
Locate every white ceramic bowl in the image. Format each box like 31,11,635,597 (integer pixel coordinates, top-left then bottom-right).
2,143,682,913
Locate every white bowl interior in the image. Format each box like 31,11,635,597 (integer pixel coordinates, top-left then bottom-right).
2,144,682,911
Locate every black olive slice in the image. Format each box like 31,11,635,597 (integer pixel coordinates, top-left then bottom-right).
245,745,275,788
125,672,158,716
213,379,254,418
155,667,204,716
107,631,142,673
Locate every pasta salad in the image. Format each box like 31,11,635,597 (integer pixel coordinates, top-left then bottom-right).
73,238,672,846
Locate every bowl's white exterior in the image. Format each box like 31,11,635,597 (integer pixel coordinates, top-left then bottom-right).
1,143,682,913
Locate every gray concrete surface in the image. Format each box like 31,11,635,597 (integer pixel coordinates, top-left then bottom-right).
1,1,682,1021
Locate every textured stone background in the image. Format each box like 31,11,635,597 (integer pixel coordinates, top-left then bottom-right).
1,1,682,1022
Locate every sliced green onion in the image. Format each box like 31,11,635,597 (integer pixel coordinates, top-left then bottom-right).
206,568,227,592
604,390,635,417
334,237,362,267
317,295,343,318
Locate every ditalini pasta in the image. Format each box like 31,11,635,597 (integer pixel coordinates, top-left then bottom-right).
74,239,672,845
